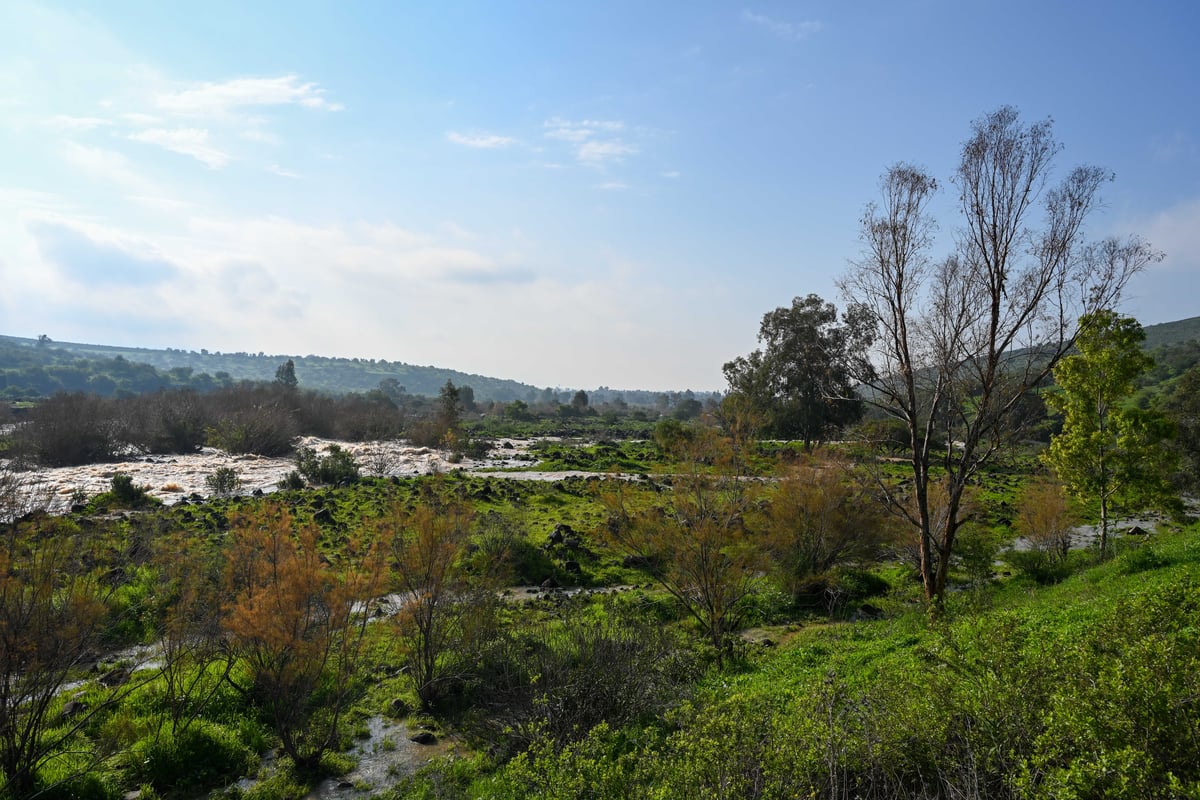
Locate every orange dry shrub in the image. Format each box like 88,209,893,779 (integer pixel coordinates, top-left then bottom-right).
222,504,385,770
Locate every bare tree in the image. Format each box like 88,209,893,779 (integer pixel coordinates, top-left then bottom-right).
840,107,1161,608
380,491,483,710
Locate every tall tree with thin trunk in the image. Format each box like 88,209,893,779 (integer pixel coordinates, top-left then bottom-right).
839,107,1161,608
1043,311,1177,555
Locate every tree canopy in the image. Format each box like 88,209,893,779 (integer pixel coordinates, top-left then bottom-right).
723,293,873,448
1044,310,1178,554
839,106,1160,607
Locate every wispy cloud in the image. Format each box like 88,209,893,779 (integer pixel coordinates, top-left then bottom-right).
155,75,343,115
578,140,638,164
660,170,681,179
596,181,629,191
446,130,516,149
544,118,638,165
129,127,231,168
544,118,625,143
741,10,822,40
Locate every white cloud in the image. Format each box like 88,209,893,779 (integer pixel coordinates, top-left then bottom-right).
543,117,642,166
1132,197,1200,271
596,181,629,191
741,10,822,40
155,75,343,115
660,170,681,179
446,131,516,149
128,127,230,168
44,114,111,132
578,140,638,164
1120,197,1200,326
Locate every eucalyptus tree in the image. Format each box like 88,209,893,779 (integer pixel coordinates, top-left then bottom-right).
723,293,874,449
839,106,1161,607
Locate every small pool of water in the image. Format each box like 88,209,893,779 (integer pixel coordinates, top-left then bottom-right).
306,716,454,798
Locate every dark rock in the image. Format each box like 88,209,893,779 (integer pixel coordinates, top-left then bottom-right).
336,781,355,790
60,699,88,719
564,560,582,574
389,698,411,717
98,667,130,688
1127,525,1151,536
540,577,559,589
410,731,438,745
563,536,583,549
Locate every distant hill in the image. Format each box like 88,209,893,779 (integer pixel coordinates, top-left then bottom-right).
1141,316,1200,350
0,334,539,402
0,334,721,406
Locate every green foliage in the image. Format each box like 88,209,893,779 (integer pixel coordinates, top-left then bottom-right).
723,294,873,446
205,466,243,497
1045,311,1179,554
527,439,662,473
87,473,160,512
129,721,257,792
462,525,1200,799
274,359,298,389
295,444,361,486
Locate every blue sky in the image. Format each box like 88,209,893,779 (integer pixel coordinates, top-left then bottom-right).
1,1,1197,391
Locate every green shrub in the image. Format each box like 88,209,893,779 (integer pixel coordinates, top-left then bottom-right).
205,466,242,497
278,470,305,491
87,472,159,512
1005,548,1077,585
295,445,360,486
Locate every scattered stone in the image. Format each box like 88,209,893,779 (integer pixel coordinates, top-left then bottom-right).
60,699,88,719
410,731,438,745
389,698,411,717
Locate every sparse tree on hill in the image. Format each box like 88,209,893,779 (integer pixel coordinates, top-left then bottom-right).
839,106,1161,608
274,358,298,389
